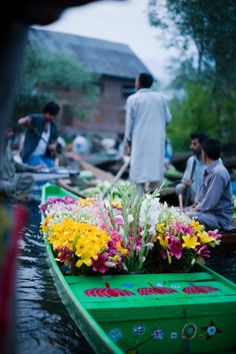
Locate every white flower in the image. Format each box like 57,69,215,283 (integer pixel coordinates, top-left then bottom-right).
148,226,156,236
127,214,134,223
119,228,124,237
146,242,154,250
139,196,161,231
105,261,117,268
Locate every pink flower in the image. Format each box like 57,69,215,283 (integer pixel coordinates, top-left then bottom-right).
161,249,168,260
174,221,194,236
208,230,222,241
56,246,74,267
92,253,108,273
168,237,182,259
197,245,211,258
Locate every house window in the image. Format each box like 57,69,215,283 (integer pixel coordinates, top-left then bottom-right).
121,85,135,99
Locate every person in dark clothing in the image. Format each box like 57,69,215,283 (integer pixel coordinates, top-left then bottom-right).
18,101,60,168
187,138,234,231
0,127,40,199
175,132,207,209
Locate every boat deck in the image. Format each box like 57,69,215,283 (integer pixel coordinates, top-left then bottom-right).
65,270,236,313
64,268,236,353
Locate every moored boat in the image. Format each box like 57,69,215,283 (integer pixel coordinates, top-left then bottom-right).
41,183,236,354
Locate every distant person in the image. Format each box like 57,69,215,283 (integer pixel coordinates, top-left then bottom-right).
0,126,40,200
187,138,234,231
124,72,172,197
175,132,207,209
91,134,104,153
164,138,173,163
115,133,125,160
18,101,60,168
72,134,91,156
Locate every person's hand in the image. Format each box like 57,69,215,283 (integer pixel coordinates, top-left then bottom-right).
125,141,131,156
185,204,198,215
34,164,44,171
184,178,192,186
48,143,57,152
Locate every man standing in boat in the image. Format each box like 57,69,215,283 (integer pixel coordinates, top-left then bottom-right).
18,101,60,168
124,72,172,197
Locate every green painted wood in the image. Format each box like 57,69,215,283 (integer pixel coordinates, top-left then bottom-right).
45,238,124,354
42,183,236,354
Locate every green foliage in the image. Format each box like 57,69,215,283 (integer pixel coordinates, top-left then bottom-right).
14,45,99,122
149,1,236,153
167,61,236,153
149,0,236,85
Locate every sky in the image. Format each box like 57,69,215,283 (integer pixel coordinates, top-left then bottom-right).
38,0,178,85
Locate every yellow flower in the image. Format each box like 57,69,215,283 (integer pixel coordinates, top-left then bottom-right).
191,220,204,234
197,231,216,244
156,223,165,233
73,223,110,269
112,200,122,209
41,214,53,233
158,234,169,249
116,240,128,256
111,255,119,262
78,198,95,207
182,235,200,249
167,250,172,264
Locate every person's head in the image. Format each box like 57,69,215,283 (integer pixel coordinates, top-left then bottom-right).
202,138,221,163
189,132,208,158
43,101,60,122
135,73,153,90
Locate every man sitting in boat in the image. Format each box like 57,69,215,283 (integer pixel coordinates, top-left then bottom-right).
0,126,41,200
175,132,207,209
186,138,234,231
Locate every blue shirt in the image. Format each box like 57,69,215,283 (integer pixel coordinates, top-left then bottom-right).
182,155,205,201
20,114,58,162
196,159,233,229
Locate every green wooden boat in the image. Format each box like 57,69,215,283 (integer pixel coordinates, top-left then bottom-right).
41,183,236,354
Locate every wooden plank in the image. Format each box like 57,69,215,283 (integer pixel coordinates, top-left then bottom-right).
56,179,87,198
64,152,116,182
221,231,236,245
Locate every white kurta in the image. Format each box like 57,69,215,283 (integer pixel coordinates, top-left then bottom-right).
125,88,172,184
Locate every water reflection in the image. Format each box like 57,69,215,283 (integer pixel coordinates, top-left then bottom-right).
16,201,94,354
207,247,236,283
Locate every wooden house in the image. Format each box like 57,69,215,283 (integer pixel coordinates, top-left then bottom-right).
28,28,152,134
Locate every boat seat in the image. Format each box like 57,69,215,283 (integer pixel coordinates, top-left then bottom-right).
219,228,236,245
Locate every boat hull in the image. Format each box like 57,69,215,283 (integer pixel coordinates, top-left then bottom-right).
42,184,236,354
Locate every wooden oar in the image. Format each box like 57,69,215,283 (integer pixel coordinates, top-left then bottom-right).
102,156,130,199
56,179,87,198
64,152,116,182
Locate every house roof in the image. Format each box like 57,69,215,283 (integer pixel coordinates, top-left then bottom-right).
28,28,152,80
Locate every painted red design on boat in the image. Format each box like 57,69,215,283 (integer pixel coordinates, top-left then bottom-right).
84,282,135,297
182,285,219,294
137,282,177,295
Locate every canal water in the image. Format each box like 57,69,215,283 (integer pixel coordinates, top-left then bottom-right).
16,201,94,354
16,201,236,354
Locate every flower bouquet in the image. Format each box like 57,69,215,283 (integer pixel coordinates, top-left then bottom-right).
40,184,221,275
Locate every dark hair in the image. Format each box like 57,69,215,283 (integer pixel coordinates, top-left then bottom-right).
43,101,60,116
190,132,208,144
138,73,153,88
202,138,221,160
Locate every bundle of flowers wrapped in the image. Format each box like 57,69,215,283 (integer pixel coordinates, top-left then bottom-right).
40,184,221,275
